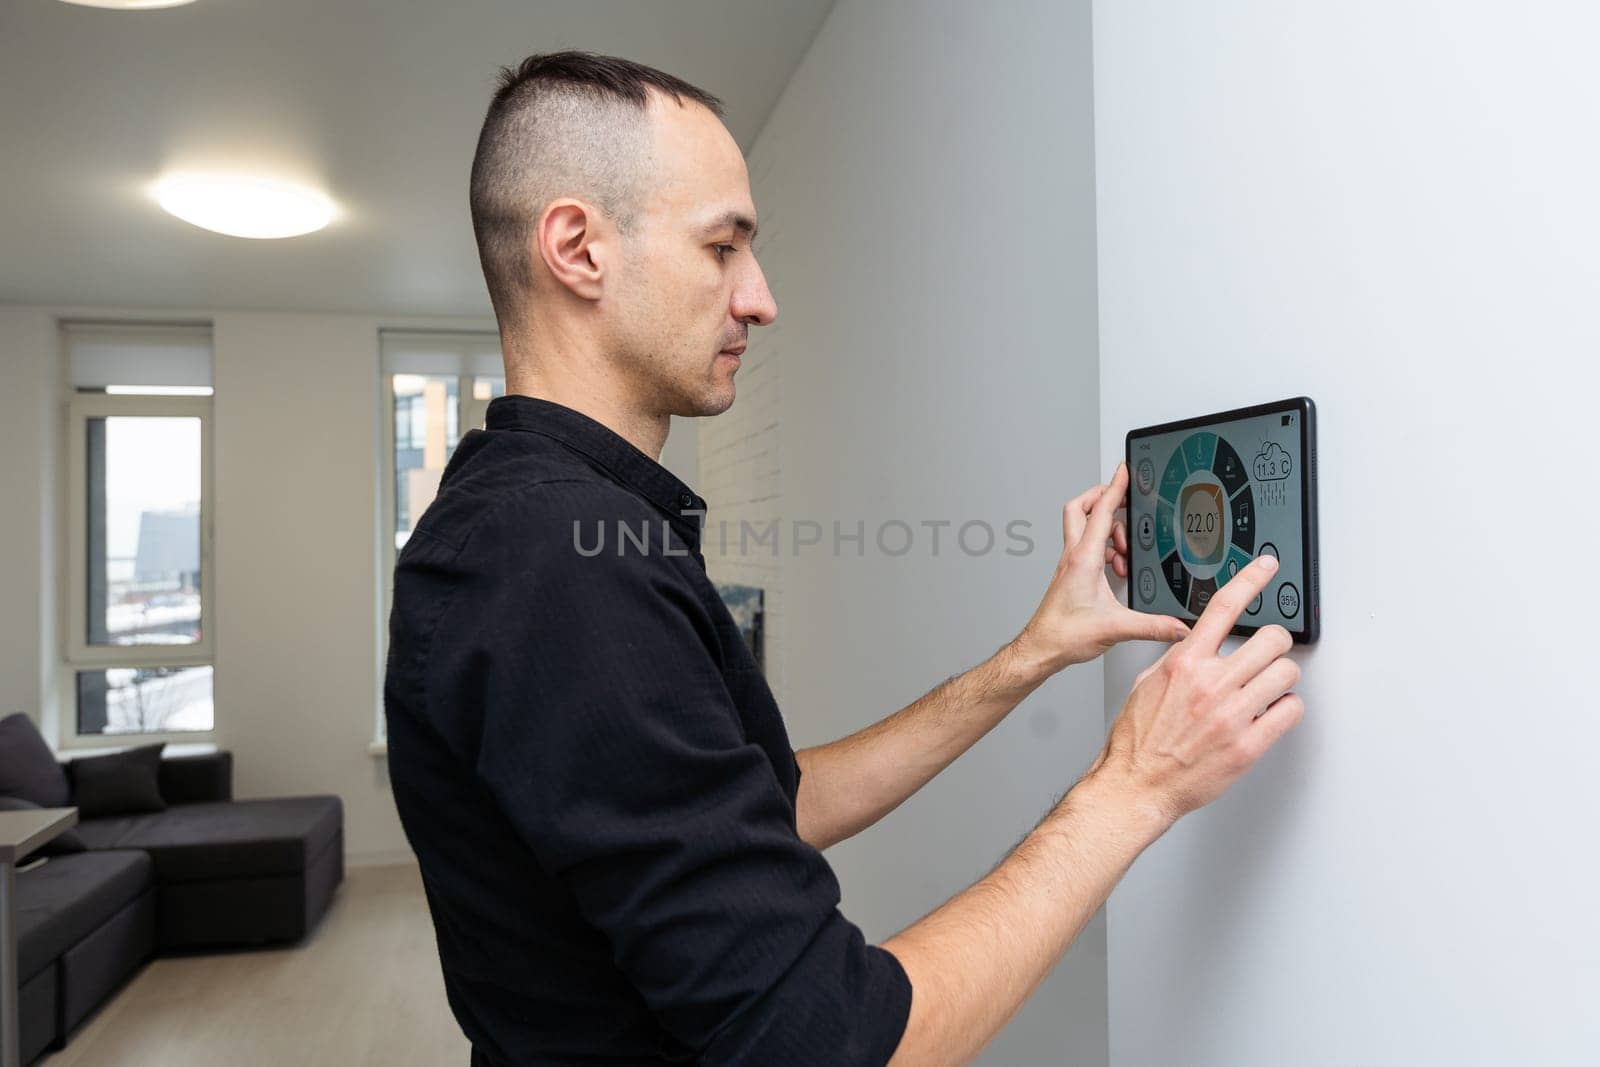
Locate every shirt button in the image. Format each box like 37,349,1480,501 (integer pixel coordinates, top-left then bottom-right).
678,492,697,509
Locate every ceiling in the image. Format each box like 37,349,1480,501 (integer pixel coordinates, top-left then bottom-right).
0,0,834,316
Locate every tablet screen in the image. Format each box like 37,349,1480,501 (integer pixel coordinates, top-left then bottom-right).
1127,404,1308,631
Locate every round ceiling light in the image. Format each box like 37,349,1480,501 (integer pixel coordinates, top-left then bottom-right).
152,174,338,239
58,0,199,9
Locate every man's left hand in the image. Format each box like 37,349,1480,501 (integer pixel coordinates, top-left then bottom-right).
1014,461,1190,674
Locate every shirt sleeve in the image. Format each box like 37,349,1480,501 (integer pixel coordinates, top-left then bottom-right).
467,483,912,1065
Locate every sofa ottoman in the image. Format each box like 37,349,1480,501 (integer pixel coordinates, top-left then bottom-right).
73,795,344,949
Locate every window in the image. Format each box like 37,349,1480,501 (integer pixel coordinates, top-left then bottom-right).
376,331,503,744
63,322,215,743
390,373,460,543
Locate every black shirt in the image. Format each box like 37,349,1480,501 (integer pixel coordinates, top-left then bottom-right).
384,394,912,1066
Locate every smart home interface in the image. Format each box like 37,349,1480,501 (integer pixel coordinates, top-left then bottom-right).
1126,397,1319,643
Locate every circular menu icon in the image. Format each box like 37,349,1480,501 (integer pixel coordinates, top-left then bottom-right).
1276,582,1301,619
1135,458,1156,495
1137,567,1157,604
1136,513,1155,550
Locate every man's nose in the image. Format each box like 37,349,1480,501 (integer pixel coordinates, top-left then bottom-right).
732,262,777,327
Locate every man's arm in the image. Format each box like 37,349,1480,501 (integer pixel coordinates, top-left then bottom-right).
795,463,1190,852
882,554,1304,1065
794,636,1050,851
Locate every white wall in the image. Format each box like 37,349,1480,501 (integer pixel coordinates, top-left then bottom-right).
0,305,687,866
0,308,61,737
727,0,1109,1061
210,312,404,864
657,414,697,489
1094,2,1600,1064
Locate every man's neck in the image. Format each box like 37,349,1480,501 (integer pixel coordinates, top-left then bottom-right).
503,369,671,462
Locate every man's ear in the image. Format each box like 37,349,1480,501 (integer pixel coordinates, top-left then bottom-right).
536,198,606,302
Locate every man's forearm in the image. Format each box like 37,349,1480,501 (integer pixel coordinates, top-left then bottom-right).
880,770,1172,1066
793,635,1058,851
870,548,1299,1065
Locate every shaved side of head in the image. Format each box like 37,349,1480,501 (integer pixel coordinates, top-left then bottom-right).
468,51,724,331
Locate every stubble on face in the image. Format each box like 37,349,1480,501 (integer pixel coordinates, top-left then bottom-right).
607,241,739,419
603,96,753,420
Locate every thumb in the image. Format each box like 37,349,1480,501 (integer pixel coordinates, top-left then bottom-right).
1119,608,1189,644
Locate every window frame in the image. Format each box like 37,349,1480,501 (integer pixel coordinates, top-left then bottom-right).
63,390,216,749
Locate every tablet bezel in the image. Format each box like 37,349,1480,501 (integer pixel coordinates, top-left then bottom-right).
1124,396,1319,644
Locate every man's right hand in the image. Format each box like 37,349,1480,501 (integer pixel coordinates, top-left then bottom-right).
882,553,1305,1067
1087,553,1305,825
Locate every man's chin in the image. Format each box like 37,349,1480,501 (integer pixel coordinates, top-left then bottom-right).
673,379,736,418
697,386,737,417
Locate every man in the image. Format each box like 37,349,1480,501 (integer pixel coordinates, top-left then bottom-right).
384,51,1304,1066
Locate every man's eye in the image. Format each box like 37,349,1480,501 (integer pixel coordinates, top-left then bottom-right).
714,244,736,261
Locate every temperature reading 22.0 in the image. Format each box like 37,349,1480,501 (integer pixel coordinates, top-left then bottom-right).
1140,426,1272,619
1179,483,1226,566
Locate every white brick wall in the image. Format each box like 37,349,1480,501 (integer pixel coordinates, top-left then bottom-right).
697,288,784,700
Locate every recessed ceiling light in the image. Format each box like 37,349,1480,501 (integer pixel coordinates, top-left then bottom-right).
152,174,338,239
58,0,199,9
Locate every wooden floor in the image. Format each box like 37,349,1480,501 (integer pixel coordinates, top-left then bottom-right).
41,863,470,1066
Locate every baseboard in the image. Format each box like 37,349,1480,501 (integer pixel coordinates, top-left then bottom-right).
344,848,417,869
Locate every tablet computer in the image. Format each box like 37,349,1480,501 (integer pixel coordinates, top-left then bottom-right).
1125,396,1320,643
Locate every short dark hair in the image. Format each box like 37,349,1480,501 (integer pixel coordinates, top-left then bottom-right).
468,51,725,328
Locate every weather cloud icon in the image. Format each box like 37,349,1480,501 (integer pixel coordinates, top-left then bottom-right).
1252,442,1293,481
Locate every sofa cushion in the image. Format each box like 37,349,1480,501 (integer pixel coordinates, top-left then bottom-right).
67,742,168,818
158,751,234,805
14,849,153,981
74,796,342,882
0,711,70,807
0,795,88,854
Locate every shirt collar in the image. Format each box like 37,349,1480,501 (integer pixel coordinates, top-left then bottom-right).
484,393,706,547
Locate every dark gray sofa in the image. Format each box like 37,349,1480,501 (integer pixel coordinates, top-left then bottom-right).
12,751,343,1063
13,850,155,1064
